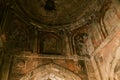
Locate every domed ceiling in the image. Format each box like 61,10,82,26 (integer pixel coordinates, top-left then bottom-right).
14,0,105,27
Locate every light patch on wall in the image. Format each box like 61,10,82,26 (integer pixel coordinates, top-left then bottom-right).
40,73,64,80
51,67,59,72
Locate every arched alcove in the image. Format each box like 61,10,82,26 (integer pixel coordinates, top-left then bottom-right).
40,33,62,55
5,17,31,51
20,63,81,80
72,28,94,56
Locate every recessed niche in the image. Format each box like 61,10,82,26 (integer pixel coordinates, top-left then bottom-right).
40,34,62,55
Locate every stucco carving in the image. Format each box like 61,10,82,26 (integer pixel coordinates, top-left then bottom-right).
74,32,94,57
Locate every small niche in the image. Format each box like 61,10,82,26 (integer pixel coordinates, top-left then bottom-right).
40,34,62,55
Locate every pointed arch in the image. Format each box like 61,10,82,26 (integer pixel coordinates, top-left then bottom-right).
20,63,81,80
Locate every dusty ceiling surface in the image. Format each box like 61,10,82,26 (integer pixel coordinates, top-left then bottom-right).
14,0,104,26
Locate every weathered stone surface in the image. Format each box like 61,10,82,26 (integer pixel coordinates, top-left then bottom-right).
1,0,120,80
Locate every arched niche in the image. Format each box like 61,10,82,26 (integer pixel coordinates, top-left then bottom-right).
6,17,31,51
40,33,62,55
72,28,94,56
20,63,81,80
